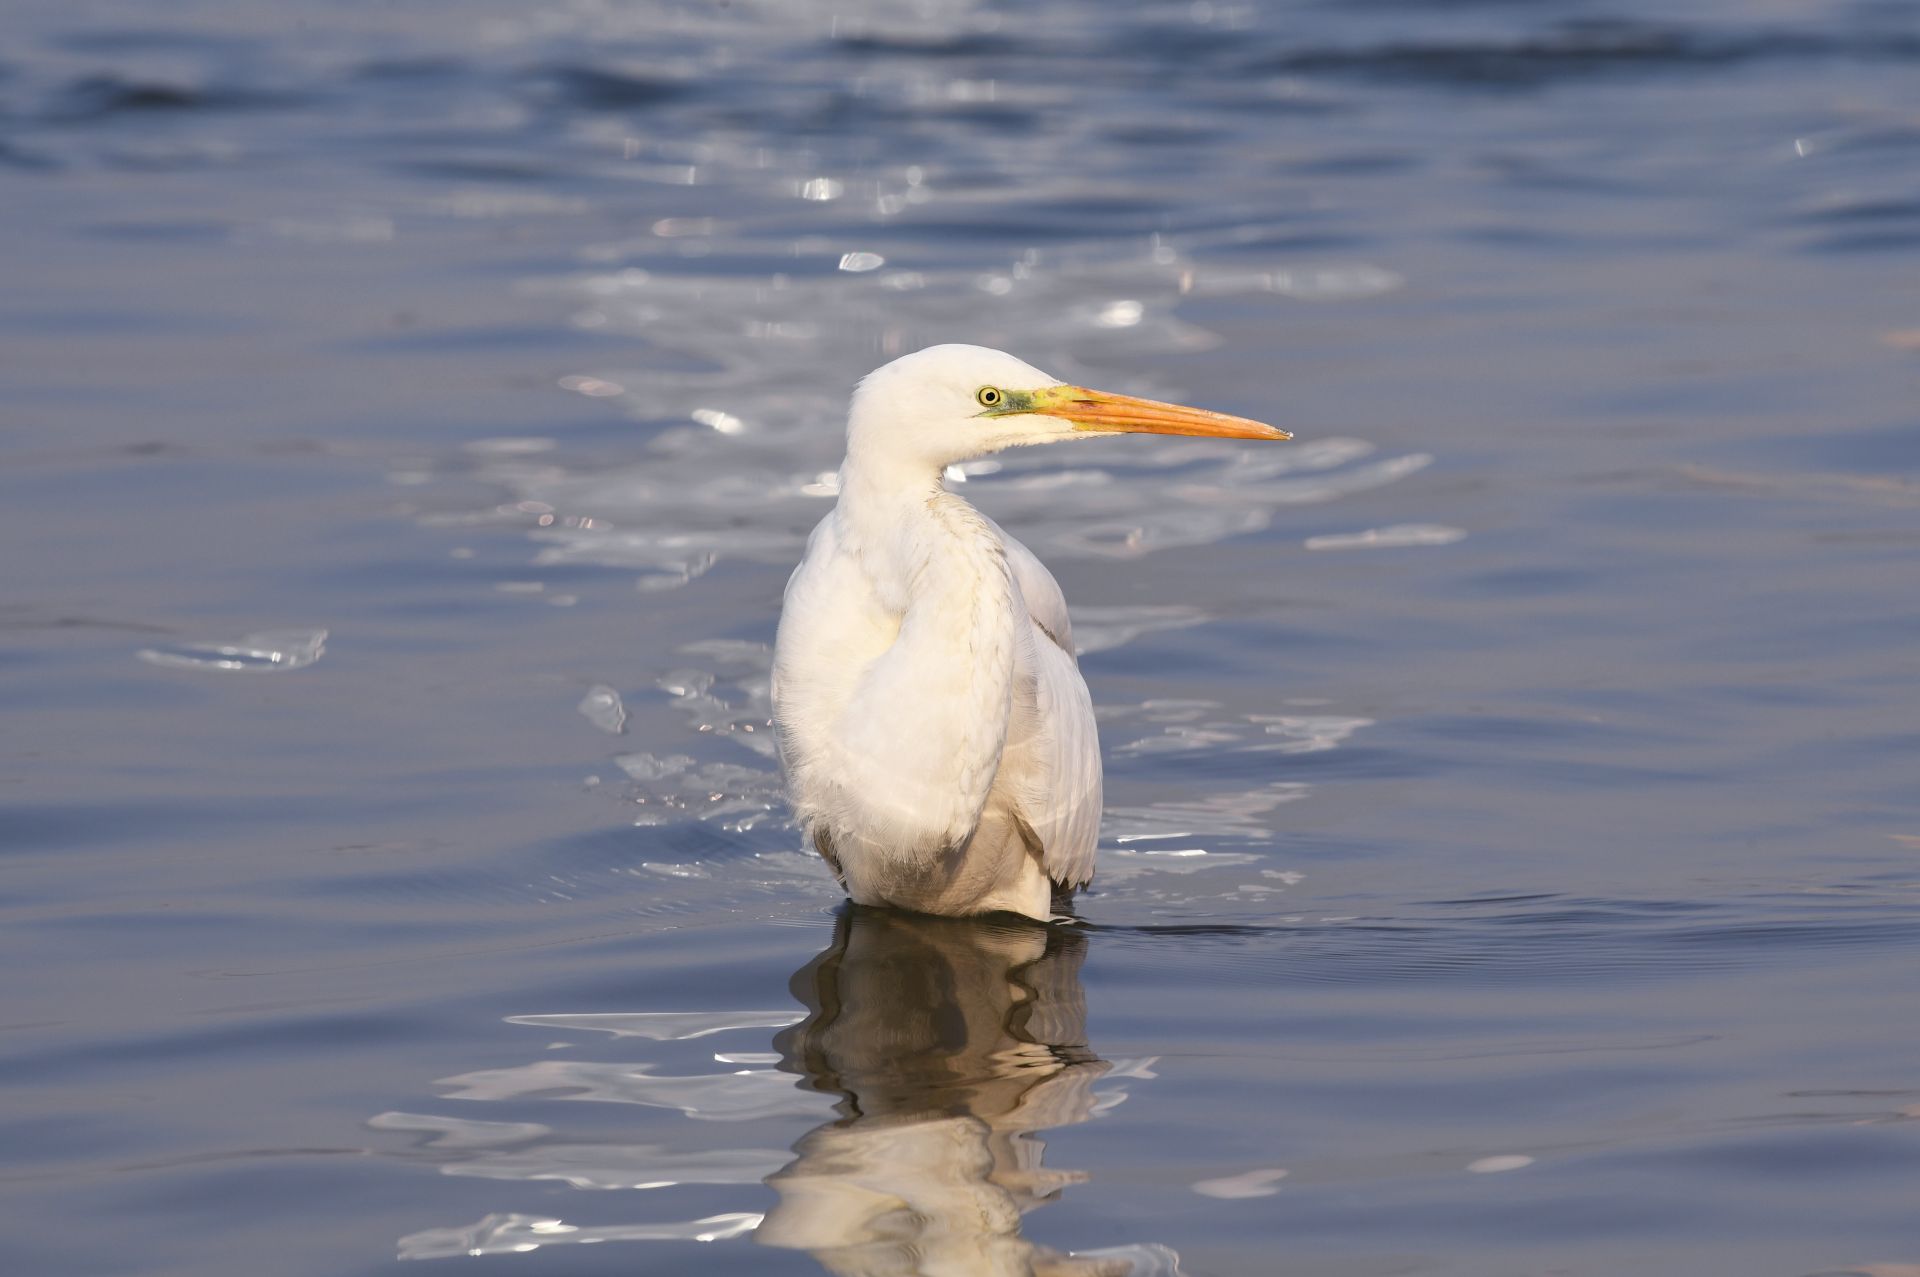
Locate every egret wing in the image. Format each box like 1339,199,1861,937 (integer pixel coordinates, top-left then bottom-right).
1014,627,1102,889
994,524,1074,654
994,525,1101,891
770,513,840,722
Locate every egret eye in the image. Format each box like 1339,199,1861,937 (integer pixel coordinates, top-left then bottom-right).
975,386,1003,408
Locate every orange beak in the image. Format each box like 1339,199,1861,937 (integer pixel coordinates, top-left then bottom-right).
1026,384,1290,441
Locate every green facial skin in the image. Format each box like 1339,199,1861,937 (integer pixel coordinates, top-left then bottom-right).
974,387,1039,418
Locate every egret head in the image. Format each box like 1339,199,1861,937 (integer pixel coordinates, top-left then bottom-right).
847,343,1288,470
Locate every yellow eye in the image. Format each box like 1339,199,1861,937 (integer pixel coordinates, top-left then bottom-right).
975,386,1003,408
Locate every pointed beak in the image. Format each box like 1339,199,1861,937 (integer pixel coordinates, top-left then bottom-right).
1026,384,1290,441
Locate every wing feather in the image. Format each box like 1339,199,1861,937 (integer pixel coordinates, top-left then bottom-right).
998,527,1074,655
994,525,1101,890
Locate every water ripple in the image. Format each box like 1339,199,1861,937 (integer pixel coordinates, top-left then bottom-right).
136,627,327,673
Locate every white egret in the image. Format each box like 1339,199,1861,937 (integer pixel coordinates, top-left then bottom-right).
771,345,1289,920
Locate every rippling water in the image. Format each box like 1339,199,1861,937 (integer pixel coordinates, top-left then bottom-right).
4,0,1919,1273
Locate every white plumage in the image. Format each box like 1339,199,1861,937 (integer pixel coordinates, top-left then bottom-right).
771,345,1287,919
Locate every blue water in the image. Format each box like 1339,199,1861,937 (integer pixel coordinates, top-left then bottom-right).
4,1,1919,1273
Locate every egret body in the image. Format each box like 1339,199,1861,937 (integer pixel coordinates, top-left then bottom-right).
771,345,1287,920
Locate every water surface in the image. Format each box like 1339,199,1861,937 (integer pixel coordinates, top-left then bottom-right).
3,1,1919,1273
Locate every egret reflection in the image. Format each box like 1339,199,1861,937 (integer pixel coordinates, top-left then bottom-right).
383,910,1172,1272
760,906,1166,1276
